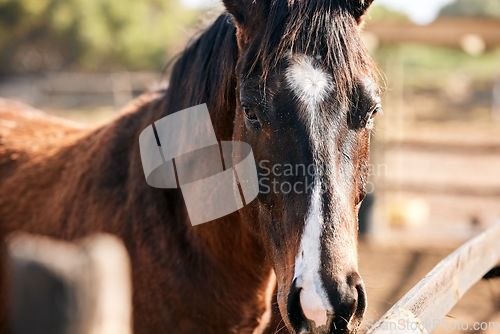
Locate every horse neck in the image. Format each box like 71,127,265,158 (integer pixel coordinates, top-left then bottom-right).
193,217,269,277
154,15,270,274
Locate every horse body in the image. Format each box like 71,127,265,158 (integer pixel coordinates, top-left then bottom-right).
0,93,276,333
1,1,379,333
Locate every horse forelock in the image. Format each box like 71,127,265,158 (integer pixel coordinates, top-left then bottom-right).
237,0,378,108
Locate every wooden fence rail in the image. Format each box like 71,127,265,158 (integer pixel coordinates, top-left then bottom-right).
366,220,500,334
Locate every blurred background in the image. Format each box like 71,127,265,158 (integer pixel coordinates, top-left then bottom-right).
1,0,499,333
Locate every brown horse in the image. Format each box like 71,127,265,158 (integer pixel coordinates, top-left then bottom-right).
0,1,380,333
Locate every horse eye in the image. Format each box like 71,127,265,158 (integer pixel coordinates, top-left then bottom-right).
370,103,381,119
242,104,258,122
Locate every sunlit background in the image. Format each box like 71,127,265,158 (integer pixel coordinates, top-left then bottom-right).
1,0,499,333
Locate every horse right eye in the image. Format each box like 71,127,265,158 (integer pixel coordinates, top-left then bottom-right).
242,104,258,122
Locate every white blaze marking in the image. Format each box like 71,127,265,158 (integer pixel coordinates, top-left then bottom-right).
285,55,333,116
294,181,332,327
287,54,334,328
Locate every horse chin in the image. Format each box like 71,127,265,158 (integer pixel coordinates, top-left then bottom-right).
294,323,362,334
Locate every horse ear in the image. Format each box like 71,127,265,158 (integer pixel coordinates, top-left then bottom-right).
223,0,270,49
350,0,374,24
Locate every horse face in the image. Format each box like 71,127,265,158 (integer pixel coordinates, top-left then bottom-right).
225,1,377,333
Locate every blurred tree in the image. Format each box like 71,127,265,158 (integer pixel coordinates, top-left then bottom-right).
0,0,201,74
439,0,500,19
365,5,411,23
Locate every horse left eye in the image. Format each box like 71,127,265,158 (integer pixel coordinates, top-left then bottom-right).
370,103,381,119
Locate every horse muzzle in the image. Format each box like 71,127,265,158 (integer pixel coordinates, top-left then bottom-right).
286,271,367,333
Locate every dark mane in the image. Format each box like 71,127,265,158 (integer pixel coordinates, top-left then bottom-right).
242,0,377,106
160,14,239,141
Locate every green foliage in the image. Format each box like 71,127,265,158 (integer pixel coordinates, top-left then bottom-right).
0,0,201,73
439,0,500,19
365,5,411,23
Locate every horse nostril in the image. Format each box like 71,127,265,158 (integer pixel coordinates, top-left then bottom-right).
340,273,367,328
347,272,367,322
354,281,367,320
327,273,367,333
287,278,310,333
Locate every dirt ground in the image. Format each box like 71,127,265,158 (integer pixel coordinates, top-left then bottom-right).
359,241,500,334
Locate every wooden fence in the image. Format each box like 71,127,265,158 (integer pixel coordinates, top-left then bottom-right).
366,220,500,334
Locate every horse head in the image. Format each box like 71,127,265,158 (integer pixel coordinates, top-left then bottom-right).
224,1,379,332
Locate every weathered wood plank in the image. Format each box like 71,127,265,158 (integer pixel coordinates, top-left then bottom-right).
366,220,500,334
